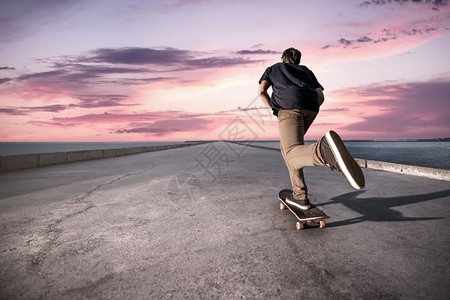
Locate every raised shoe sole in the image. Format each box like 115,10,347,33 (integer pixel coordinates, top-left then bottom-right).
325,130,365,189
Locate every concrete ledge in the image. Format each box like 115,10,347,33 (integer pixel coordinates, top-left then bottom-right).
67,150,90,163
102,149,116,158
39,152,67,167
355,158,450,182
0,142,205,173
87,150,103,160
1,154,39,171
229,141,450,182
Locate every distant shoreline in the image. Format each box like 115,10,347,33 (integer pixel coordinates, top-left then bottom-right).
188,138,450,143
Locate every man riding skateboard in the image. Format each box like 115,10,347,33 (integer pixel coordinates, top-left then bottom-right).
258,47,365,211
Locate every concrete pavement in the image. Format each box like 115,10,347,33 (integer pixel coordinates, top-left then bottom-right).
0,142,449,299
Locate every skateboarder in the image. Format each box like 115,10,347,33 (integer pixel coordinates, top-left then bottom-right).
258,47,365,210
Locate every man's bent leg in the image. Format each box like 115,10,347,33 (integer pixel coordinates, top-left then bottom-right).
278,109,323,202
278,109,325,168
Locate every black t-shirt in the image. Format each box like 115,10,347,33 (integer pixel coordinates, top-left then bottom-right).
259,62,324,115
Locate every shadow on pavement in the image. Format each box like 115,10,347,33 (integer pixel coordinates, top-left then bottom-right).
318,189,450,228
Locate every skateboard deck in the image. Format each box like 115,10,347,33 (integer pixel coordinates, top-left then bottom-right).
278,189,329,230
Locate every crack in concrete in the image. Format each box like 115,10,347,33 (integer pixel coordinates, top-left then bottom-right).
53,165,156,228
1,247,18,253
27,165,155,298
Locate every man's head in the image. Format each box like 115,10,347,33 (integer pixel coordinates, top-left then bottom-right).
281,48,301,64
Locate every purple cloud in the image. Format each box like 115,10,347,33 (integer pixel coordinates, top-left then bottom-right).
236,49,279,55
0,66,16,70
47,110,212,125
79,47,263,69
185,56,258,68
321,107,350,112
402,26,438,36
341,80,450,137
357,36,373,43
75,94,134,108
25,109,214,137
116,118,211,136
164,0,211,9
116,127,184,135
338,38,353,46
0,108,27,115
17,70,67,81
62,64,149,75
358,0,448,10
83,47,193,65
11,47,263,92
0,78,12,84
30,104,69,112
0,94,136,116
216,106,271,115
108,77,175,86
50,112,157,124
0,104,71,115
325,25,439,49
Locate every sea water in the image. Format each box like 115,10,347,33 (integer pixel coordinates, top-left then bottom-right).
0,140,448,170
248,140,450,170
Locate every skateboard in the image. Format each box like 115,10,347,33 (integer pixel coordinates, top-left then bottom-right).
278,189,329,230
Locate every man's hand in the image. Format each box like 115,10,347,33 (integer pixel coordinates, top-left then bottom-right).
258,80,272,108
316,88,325,106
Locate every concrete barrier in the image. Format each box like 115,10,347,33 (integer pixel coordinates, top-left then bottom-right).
87,150,103,160
0,154,40,171
39,152,67,167
67,150,90,163
0,142,206,173
102,149,116,158
356,158,450,182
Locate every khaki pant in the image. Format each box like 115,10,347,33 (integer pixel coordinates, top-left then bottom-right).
277,109,325,200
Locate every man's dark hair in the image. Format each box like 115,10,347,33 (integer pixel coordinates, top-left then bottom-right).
281,48,302,64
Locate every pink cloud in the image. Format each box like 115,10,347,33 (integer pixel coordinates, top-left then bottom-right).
116,118,211,136
329,79,450,139
49,112,163,125
321,25,445,59
18,106,280,142
0,95,135,116
26,110,225,137
0,45,273,141
1,45,267,108
319,1,449,62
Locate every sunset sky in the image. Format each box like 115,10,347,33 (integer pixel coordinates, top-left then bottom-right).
1,0,449,142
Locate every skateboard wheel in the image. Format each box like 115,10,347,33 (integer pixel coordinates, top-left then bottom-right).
319,220,326,229
280,203,286,210
296,222,304,230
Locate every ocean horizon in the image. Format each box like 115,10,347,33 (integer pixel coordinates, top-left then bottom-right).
247,139,450,171
0,139,449,170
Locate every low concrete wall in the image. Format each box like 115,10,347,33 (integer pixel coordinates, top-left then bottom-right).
0,143,205,173
229,141,450,182
0,154,40,172
354,158,450,182
40,152,67,167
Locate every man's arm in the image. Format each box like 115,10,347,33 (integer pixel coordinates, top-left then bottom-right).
316,88,325,106
258,80,272,108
